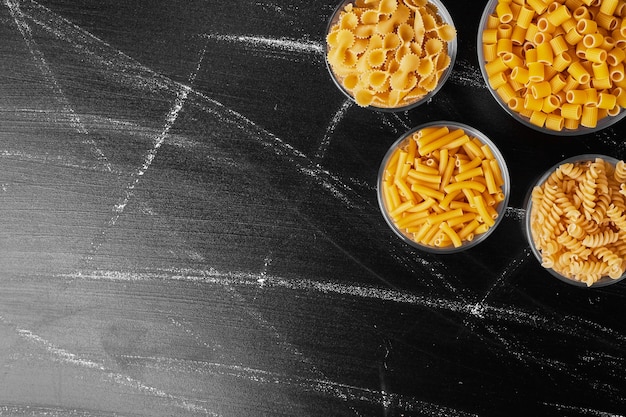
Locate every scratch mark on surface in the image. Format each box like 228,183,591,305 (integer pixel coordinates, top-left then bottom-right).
15,1,482,217
477,323,584,383
505,206,525,221
18,329,106,371
84,85,191,260
258,253,272,287
84,43,207,261
347,176,375,191
187,93,357,207
255,1,285,15
57,268,626,345
393,113,412,129
542,402,625,417
595,127,626,157
201,33,324,59
169,317,216,352
412,254,462,296
0,323,218,416
449,59,486,89
473,247,533,309
5,0,112,173
0,149,123,174
0,406,122,416
315,99,352,162
383,112,411,135
20,0,178,96
17,1,358,209
113,355,477,417
217,279,339,399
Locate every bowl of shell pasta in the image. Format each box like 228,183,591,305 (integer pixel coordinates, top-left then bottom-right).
525,154,626,287
325,0,458,111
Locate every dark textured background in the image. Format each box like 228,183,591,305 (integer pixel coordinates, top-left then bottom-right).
1,0,626,416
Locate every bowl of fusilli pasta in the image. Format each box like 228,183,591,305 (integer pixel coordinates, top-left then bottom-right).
525,154,626,287
325,0,457,111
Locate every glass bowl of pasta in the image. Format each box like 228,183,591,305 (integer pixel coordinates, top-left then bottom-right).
377,121,511,253
325,0,458,112
524,154,626,287
477,0,626,135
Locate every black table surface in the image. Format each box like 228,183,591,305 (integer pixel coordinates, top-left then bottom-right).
1,0,626,416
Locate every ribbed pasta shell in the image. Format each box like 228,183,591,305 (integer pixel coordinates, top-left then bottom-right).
382,32,401,50
424,37,443,56
419,8,437,32
376,15,396,35
399,52,421,72
366,70,390,91
343,73,360,90
403,73,419,91
390,69,417,92
391,3,412,25
350,38,370,55
354,23,376,39
404,0,428,10
361,9,380,25
436,23,456,42
394,44,411,63
397,22,415,43
326,30,339,48
416,56,434,77
418,72,438,92
366,48,388,67
378,0,398,15
334,29,356,50
389,69,410,91
368,33,384,49
384,54,400,73
387,89,406,106
354,88,376,106
343,49,359,67
403,85,428,101
435,52,451,71
339,11,359,30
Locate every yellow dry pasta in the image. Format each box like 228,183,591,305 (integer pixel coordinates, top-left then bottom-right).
481,0,626,131
380,125,507,249
529,157,626,286
327,0,457,108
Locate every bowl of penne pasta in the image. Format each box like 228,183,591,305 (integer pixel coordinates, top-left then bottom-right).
377,121,510,253
524,154,626,287
478,0,626,135
325,0,458,112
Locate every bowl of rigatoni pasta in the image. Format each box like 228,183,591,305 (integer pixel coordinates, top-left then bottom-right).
325,0,457,112
525,154,626,287
478,0,626,135
377,121,510,253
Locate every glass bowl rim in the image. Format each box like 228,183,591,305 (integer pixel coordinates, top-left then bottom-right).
523,153,626,287
476,0,626,136
377,120,511,253
325,0,459,112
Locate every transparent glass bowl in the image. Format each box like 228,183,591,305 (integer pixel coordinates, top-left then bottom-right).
377,121,511,253
477,0,626,136
524,154,626,287
325,0,457,112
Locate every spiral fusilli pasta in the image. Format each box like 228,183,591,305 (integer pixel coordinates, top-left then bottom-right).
529,157,626,286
